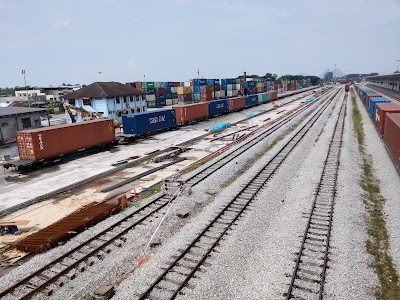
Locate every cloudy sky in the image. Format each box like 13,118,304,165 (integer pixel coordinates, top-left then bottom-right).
0,0,399,87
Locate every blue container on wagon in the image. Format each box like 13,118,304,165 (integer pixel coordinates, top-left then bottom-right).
208,99,229,117
122,109,177,135
368,97,390,119
245,95,258,107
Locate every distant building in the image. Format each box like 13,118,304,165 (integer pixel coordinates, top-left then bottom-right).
41,85,81,102
62,82,146,123
0,107,49,144
14,89,46,104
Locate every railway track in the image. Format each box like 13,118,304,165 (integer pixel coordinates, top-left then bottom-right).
0,88,337,300
136,88,342,300
284,91,347,300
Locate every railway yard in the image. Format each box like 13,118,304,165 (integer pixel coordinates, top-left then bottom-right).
0,85,399,300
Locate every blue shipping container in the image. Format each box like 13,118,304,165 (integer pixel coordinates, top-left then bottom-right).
165,87,172,94
208,99,229,116
221,79,234,85
156,94,166,100
122,109,177,135
368,97,390,119
193,86,201,94
193,78,207,86
167,82,174,87
245,95,258,107
160,82,167,88
221,84,227,91
146,88,156,95
156,99,166,107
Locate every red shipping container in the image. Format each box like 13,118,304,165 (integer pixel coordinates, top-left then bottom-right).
178,94,192,101
173,103,209,125
375,103,400,135
228,97,245,111
17,119,115,161
214,85,221,92
200,92,214,101
200,86,213,93
345,84,350,92
155,88,166,94
268,91,278,101
173,82,181,87
365,93,381,109
384,113,400,167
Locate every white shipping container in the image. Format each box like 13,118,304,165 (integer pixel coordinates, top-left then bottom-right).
227,85,233,91
236,84,241,90
171,87,177,93
154,82,161,88
219,90,226,97
172,98,179,105
147,95,156,101
184,81,191,87
166,99,173,106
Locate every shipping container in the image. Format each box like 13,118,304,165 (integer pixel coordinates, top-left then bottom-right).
192,79,208,86
228,97,245,111
173,102,209,125
17,119,115,161
257,87,265,93
122,109,176,136
200,93,214,101
178,93,193,101
384,113,400,167
200,86,213,93
178,101,193,105
245,95,258,107
208,99,229,117
374,103,400,135
146,88,156,95
268,91,278,101
146,95,156,102
155,88,166,94
368,97,390,119
141,82,155,89
258,93,269,103
221,79,235,85
345,84,350,92
365,93,382,109
173,82,181,87
177,86,192,94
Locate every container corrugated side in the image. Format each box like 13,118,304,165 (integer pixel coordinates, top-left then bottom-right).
208,99,229,116
383,113,400,167
17,119,115,161
173,103,209,124
122,109,176,135
368,97,390,118
245,95,258,107
374,103,400,135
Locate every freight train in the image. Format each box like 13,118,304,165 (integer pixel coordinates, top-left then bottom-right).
121,92,279,136
354,85,400,168
7,87,312,171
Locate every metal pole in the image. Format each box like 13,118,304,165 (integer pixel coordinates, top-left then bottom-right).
397,60,399,72
22,70,30,107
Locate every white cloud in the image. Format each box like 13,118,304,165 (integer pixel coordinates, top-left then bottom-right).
55,19,71,29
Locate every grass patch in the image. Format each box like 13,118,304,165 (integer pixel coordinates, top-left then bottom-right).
351,89,400,299
221,108,315,188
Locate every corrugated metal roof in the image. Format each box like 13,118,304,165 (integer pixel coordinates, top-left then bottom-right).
63,81,145,100
0,107,49,117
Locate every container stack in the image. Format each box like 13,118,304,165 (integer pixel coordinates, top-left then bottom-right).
256,82,265,93
221,79,238,98
177,86,193,105
155,87,166,108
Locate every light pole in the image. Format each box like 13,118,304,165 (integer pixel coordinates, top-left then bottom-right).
334,64,336,80
98,72,102,81
21,70,30,107
397,60,400,72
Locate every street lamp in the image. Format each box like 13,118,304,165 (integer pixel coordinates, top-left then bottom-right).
397,60,400,72
98,71,102,81
21,70,30,107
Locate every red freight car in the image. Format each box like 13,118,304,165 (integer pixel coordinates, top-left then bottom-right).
374,103,400,135
268,91,278,101
173,103,209,125
228,97,245,111
345,84,350,92
365,93,381,110
384,113,400,167
17,119,115,161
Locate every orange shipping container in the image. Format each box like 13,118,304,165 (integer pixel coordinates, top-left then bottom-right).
383,113,400,167
365,93,381,110
268,91,278,101
173,103,209,125
17,119,115,161
228,97,245,111
374,103,400,135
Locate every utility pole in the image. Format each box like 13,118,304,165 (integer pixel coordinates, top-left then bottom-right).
98,72,102,81
21,70,30,107
334,64,336,80
397,60,400,72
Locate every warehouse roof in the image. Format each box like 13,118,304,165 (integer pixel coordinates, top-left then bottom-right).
63,81,145,99
0,107,49,117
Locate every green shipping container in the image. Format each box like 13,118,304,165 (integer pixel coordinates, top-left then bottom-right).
258,93,269,103
141,82,155,89
166,93,172,99
236,78,241,84
178,101,193,105
192,93,201,101
147,101,156,108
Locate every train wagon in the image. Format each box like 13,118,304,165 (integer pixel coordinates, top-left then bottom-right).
16,119,115,161
368,97,390,119
122,109,177,136
245,95,258,107
257,93,269,104
208,99,229,117
227,97,245,111
268,91,278,101
384,113,400,167
173,102,209,125
374,103,400,135
345,84,350,92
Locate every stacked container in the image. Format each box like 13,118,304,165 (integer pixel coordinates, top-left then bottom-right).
374,103,400,135
368,97,390,119
221,79,238,98
155,87,166,108
177,86,193,105
256,82,265,93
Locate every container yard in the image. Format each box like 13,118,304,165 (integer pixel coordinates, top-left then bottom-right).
0,76,398,300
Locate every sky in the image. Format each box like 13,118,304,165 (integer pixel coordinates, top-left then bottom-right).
0,0,399,88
